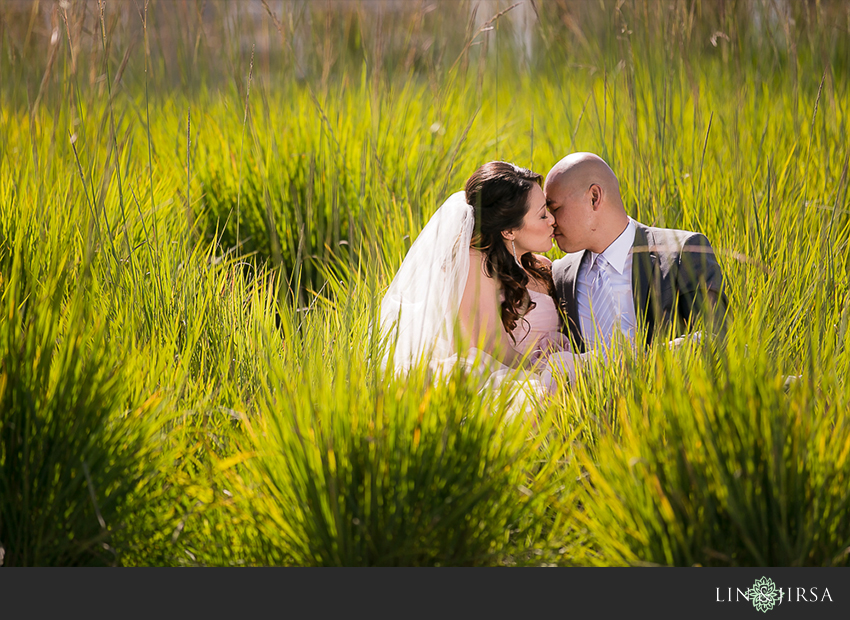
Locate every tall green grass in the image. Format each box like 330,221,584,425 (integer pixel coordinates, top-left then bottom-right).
0,0,848,565
570,321,850,566
238,283,577,565
0,230,163,565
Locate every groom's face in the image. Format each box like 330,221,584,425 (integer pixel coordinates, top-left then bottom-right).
544,180,593,253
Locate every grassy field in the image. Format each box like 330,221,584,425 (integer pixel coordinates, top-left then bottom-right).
1,0,848,566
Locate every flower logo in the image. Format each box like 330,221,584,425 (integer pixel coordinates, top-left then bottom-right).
746,577,783,613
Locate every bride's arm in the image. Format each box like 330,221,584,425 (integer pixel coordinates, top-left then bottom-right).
543,349,600,384
535,332,606,384
457,250,522,367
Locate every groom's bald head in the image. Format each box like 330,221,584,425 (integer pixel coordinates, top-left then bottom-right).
544,152,628,254
545,153,621,199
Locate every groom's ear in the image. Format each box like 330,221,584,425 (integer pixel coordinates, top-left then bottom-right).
589,184,603,209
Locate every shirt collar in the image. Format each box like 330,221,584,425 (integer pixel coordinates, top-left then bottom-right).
588,218,635,275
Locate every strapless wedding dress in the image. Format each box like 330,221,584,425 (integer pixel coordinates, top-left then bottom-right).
444,290,578,420
512,290,572,357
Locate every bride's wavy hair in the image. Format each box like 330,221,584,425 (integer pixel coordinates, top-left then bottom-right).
465,161,555,340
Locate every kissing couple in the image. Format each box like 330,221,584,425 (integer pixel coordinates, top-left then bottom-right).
379,152,728,405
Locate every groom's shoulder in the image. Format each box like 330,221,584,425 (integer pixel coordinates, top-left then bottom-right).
636,220,713,253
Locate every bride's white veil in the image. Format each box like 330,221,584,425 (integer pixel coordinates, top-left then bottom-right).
379,191,474,371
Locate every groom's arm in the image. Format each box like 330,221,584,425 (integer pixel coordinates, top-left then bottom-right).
676,233,729,340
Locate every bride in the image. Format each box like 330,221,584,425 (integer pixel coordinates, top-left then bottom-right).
379,161,587,405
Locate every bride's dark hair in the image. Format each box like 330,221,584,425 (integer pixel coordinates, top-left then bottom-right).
465,161,555,340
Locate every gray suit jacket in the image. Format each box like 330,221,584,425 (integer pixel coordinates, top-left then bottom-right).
551,221,728,352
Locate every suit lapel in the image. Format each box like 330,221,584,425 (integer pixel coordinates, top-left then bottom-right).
561,251,586,352
631,223,656,346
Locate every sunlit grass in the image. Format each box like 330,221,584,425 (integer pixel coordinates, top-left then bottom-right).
0,0,847,566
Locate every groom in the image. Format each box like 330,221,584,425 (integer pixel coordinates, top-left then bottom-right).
544,152,728,353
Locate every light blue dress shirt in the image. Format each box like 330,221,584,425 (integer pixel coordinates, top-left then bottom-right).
576,218,638,350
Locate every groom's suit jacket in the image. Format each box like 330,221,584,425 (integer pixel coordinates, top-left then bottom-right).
552,220,728,353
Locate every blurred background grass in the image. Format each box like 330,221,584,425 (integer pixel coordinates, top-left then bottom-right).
0,0,848,566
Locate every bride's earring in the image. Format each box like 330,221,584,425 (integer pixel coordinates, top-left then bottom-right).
511,240,522,267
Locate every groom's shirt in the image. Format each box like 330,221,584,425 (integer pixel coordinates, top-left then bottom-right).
576,218,638,350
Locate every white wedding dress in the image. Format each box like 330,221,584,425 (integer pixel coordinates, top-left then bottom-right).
378,192,584,418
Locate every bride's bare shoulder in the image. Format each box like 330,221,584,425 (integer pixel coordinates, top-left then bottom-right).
468,248,489,270
534,254,553,267
465,248,495,287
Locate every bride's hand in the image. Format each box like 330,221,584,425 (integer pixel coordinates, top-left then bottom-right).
668,331,702,350
525,348,550,372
